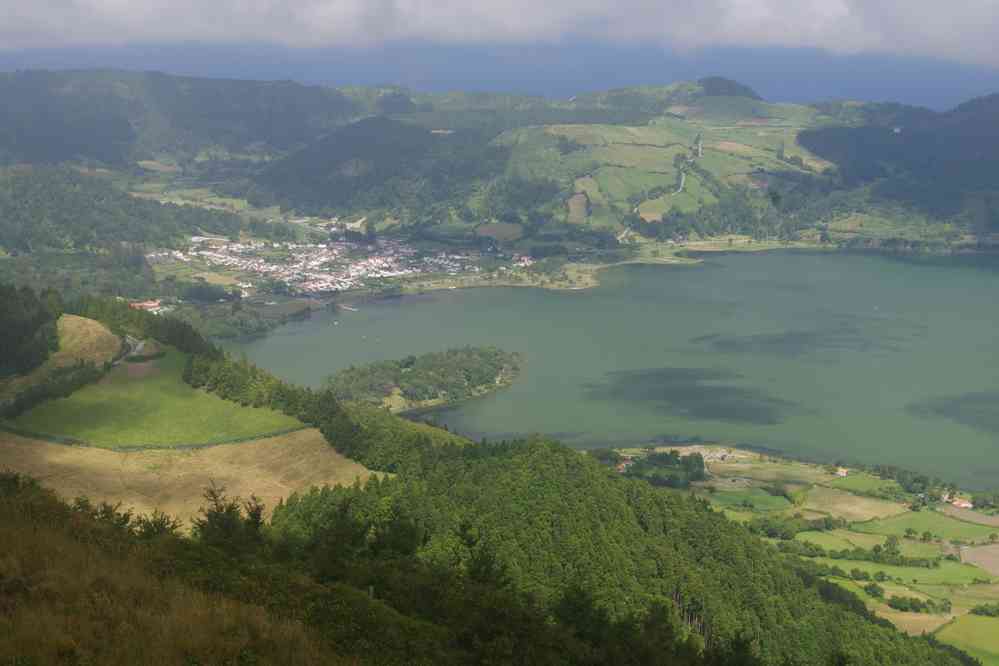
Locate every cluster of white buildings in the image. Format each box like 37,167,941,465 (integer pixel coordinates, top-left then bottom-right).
148,237,483,296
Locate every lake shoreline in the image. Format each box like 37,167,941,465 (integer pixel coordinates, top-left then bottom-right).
333,238,999,310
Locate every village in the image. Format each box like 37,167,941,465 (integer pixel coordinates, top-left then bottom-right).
145,235,517,298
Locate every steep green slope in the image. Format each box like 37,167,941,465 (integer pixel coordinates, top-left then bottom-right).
0,70,358,164
274,439,972,665
799,93,999,235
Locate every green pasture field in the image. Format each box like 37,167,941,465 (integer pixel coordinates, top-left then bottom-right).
802,485,907,522
936,615,999,666
854,510,999,544
828,472,903,496
709,455,832,486
7,350,302,449
795,530,857,551
814,557,991,586
703,487,791,513
797,529,945,558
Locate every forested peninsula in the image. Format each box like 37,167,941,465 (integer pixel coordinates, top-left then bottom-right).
325,346,521,412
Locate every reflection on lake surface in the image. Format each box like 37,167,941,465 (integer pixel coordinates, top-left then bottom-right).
228,252,999,488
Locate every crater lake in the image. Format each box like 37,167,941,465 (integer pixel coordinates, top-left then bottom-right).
227,252,999,488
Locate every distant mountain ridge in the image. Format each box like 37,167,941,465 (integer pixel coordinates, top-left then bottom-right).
0,70,769,167
3,68,999,248
0,69,358,163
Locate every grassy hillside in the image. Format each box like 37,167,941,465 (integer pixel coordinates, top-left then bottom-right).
0,427,372,526
7,349,302,448
0,314,120,402
937,615,999,665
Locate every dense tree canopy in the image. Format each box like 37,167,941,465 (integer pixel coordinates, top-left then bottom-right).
800,94,999,226
325,346,520,405
273,439,968,665
0,282,61,376
0,167,241,252
247,117,510,216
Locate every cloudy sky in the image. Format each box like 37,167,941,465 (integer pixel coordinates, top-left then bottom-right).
3,0,998,68
3,1,999,107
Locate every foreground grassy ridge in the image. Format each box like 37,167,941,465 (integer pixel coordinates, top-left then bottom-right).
8,349,302,448
0,479,337,665
0,314,121,401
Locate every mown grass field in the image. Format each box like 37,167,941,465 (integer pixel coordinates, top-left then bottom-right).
802,485,906,522
709,455,831,486
703,487,791,512
797,528,945,558
0,428,372,525
827,472,902,496
8,350,301,448
795,530,857,550
936,615,999,665
855,510,999,544
0,315,121,402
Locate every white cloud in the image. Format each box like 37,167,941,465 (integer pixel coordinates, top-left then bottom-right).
1,0,997,68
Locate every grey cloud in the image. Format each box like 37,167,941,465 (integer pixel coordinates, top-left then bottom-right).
1,0,997,68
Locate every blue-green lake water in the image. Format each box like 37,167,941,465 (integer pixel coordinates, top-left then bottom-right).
228,252,999,489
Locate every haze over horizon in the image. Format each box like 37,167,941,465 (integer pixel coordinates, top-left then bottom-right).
3,0,999,109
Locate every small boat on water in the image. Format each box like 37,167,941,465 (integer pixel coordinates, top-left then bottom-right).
340,305,359,312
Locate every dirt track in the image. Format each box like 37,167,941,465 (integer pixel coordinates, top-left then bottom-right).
942,504,999,527
0,428,373,526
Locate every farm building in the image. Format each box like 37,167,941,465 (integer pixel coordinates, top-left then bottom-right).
129,299,162,312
